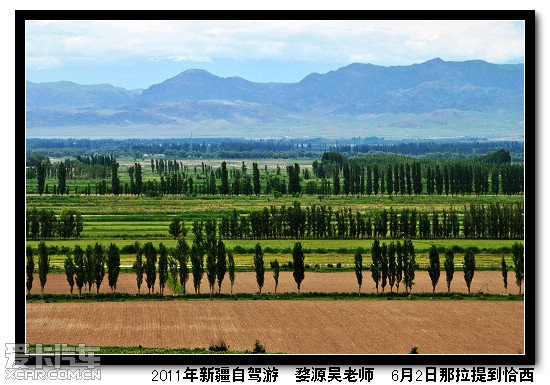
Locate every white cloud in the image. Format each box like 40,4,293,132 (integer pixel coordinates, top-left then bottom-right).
25,20,525,70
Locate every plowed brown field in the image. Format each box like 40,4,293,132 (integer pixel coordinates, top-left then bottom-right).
26,300,523,354
35,270,522,295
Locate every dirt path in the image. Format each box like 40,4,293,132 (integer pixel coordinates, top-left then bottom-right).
33,270,522,295
26,300,524,354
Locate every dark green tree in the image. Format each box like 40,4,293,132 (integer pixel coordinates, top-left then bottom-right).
254,243,265,294
111,163,121,195
64,254,76,297
158,243,169,296
191,244,204,295
444,249,455,292
388,242,396,292
428,245,440,293
84,245,95,294
38,241,49,297
463,249,476,294
73,245,85,298
228,251,236,296
107,243,121,295
512,242,524,294
143,242,157,295
371,239,382,293
292,242,305,294
354,249,363,295
93,243,105,294
501,256,508,292
175,239,190,295
57,161,67,195
221,161,229,195
26,245,34,295
132,242,144,295
37,161,47,195
206,247,217,297
272,259,280,295
216,239,227,295
253,162,261,195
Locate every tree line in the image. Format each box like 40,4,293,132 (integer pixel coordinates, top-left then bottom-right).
210,202,524,240
26,208,83,239
26,240,524,297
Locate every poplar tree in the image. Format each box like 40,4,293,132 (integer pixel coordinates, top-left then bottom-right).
228,251,236,296
388,242,396,292
381,243,388,292
74,245,85,298
292,242,305,294
272,259,280,295
26,245,34,295
428,245,440,293
37,161,47,195
463,249,476,294
132,242,144,295
253,162,261,195
38,241,49,297
191,244,204,295
512,242,524,294
444,249,455,292
107,243,121,295
93,243,105,294
143,242,157,295
175,239,190,295
371,239,382,293
221,161,229,195
254,243,265,294
158,243,168,296
206,247,217,297
354,249,363,295
501,256,508,292
216,239,227,295
64,255,76,297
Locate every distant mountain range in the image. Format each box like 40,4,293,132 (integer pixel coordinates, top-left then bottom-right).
25,58,524,139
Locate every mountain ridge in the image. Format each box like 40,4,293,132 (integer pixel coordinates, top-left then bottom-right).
25,58,524,138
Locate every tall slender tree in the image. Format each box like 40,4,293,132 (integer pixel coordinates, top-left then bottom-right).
158,243,168,296
272,259,280,295
64,254,76,297
292,242,305,294
512,242,524,294
38,241,49,297
26,245,34,295
132,242,144,295
501,256,508,292
428,245,440,293
107,243,121,295
371,239,382,293
73,245,85,298
254,243,265,294
354,249,363,295
143,242,157,295
93,243,105,294
463,249,476,294
175,239,190,295
228,251,236,296
216,239,227,295
444,249,455,292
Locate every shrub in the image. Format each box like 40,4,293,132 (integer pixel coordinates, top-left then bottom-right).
410,347,419,354
327,263,334,268
208,339,229,352
233,245,246,254
121,244,137,254
314,264,320,271
253,340,266,354
451,245,463,253
287,261,293,269
336,262,342,268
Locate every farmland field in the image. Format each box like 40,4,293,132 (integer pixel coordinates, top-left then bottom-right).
25,147,526,355
26,301,524,354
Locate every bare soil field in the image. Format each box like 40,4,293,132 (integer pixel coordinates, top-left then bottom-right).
35,270,522,295
26,300,524,354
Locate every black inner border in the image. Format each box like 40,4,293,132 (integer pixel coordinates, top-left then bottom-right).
16,9,535,366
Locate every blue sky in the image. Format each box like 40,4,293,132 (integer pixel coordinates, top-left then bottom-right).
25,20,525,89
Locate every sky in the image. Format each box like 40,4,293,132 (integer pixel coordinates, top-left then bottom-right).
25,20,525,89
